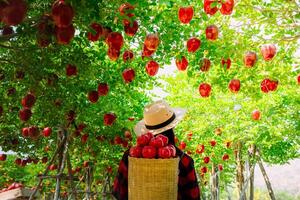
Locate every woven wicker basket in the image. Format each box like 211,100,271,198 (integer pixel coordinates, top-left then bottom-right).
128,156,179,200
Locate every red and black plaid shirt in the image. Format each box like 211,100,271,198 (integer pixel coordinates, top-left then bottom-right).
112,147,200,200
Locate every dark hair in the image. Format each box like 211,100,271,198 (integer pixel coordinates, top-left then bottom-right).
160,128,175,145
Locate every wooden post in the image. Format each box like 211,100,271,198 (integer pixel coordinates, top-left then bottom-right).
67,153,77,199
29,136,67,200
257,152,276,200
53,130,68,200
85,165,93,200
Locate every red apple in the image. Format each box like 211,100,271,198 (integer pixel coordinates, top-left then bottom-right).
158,146,172,159
87,22,103,42
221,58,231,69
176,56,188,71
28,126,39,138
0,154,7,161
187,37,201,53
228,79,241,93
123,50,134,62
179,141,186,150
124,20,138,36
142,45,155,57
21,93,36,108
201,166,208,174
261,78,278,93
200,58,211,72
261,44,276,61
119,3,134,17
220,0,234,15
129,146,143,158
203,156,210,164
268,80,278,91
0,0,27,26
297,74,300,85
42,127,52,137
199,83,211,97
107,47,121,61
222,154,229,161
106,32,124,49
146,60,159,76
167,145,176,157
206,25,218,41
144,34,160,51
104,113,117,126
66,110,76,122
218,164,223,171
210,140,216,147
20,159,27,167
49,164,57,171
19,108,32,121
55,24,75,45
41,157,48,164
252,110,261,120
52,0,74,28
178,6,194,24
66,64,77,76
15,158,21,165
22,127,29,137
2,26,13,35
88,90,99,103
137,134,152,147
157,135,169,146
196,144,205,154
204,0,218,15
81,134,89,143
98,83,109,96
122,68,135,83
142,146,157,158
244,51,257,68
114,136,123,145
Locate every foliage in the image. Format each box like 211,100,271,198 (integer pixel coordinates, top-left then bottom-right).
0,0,299,196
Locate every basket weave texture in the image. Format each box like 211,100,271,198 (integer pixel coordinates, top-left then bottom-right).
128,156,179,200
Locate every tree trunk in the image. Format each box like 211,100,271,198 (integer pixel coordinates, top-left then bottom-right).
257,153,276,200
235,141,246,200
249,144,256,200
211,164,219,200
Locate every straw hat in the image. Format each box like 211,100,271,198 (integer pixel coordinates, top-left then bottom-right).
134,100,186,136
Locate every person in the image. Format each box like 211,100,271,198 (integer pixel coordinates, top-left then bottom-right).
112,100,200,200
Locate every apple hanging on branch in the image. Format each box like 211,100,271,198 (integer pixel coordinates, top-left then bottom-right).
187,37,201,53
178,6,194,24
228,79,241,93
206,25,219,41
261,44,277,61
244,51,257,68
199,83,211,97
0,0,27,26
176,56,189,71
200,58,211,72
146,60,160,76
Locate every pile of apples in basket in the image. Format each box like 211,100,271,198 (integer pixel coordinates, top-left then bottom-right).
130,132,176,159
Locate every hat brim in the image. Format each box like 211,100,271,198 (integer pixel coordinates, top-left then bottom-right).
134,108,186,136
